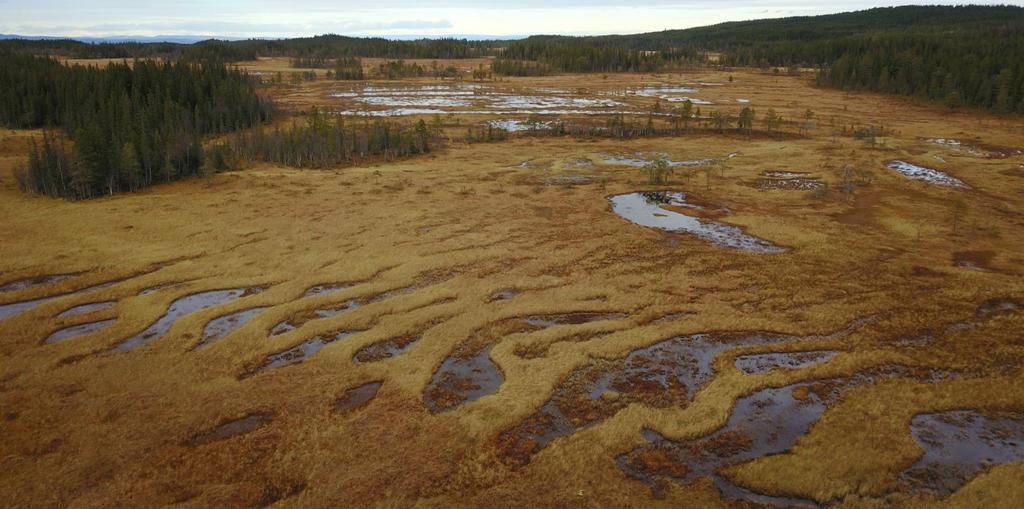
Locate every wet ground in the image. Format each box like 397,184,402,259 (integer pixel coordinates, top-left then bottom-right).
0,274,77,293
601,153,718,168
194,307,269,350
734,351,838,375
423,344,504,413
901,410,1024,497
926,138,1024,159
496,325,867,468
353,334,421,364
187,412,274,447
0,277,122,322
329,83,639,118
111,287,266,353
522,312,626,329
4,67,1024,508
247,330,362,376
46,319,117,344
270,299,362,336
609,192,785,253
333,381,383,413
753,171,823,190
616,380,853,505
885,161,969,188
57,301,116,318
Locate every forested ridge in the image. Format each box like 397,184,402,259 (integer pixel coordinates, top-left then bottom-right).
495,41,702,74
657,5,1024,112
3,6,1019,111
2,6,1021,200
1,52,271,199
0,35,489,61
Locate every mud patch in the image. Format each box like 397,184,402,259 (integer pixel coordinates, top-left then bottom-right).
188,412,273,446
610,192,785,253
601,153,716,168
901,410,1024,497
112,287,265,353
497,320,874,467
1,278,125,322
885,161,968,188
424,344,504,413
194,307,269,350
270,299,361,336
0,273,77,293
497,332,795,467
617,379,868,504
333,381,383,413
46,319,117,344
975,297,1021,319
0,296,58,322
753,171,823,190
542,175,596,186
926,138,1020,159
735,351,838,375
753,178,823,190
248,330,361,375
523,312,626,329
488,119,556,132
490,290,519,301
57,301,116,318
353,334,420,364
255,479,307,507
138,282,184,296
952,251,995,272
762,171,811,178
304,283,355,298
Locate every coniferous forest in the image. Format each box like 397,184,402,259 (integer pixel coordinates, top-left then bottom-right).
3,6,1021,113
2,6,1022,199
0,52,271,199
211,110,439,170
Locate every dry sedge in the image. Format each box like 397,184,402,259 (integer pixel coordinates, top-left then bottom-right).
1,67,1023,509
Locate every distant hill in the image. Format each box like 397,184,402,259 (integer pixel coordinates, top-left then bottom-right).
580,4,1024,48
503,5,1024,112
1,5,1020,112
0,34,242,44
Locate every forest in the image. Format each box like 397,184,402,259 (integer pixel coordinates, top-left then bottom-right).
1,52,271,199
680,6,1024,112
493,41,702,74
210,109,440,170
2,6,1021,111
0,35,489,61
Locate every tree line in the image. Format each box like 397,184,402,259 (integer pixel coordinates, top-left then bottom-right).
638,5,1024,113
494,39,703,74
4,6,1020,112
209,109,440,170
0,35,489,62
2,52,272,199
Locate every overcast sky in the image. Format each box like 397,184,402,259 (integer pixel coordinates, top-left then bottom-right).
2,1,1020,38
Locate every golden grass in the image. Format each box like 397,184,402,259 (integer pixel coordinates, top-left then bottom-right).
1,69,1023,508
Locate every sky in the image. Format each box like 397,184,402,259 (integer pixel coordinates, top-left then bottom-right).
1,0,1021,39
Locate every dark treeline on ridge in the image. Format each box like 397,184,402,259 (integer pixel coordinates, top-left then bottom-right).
210,109,440,170
494,41,703,74
0,35,489,61
3,6,1020,111
1,52,271,199
3,5,1021,112
676,5,1024,112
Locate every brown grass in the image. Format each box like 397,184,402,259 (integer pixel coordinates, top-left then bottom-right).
0,68,1022,508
